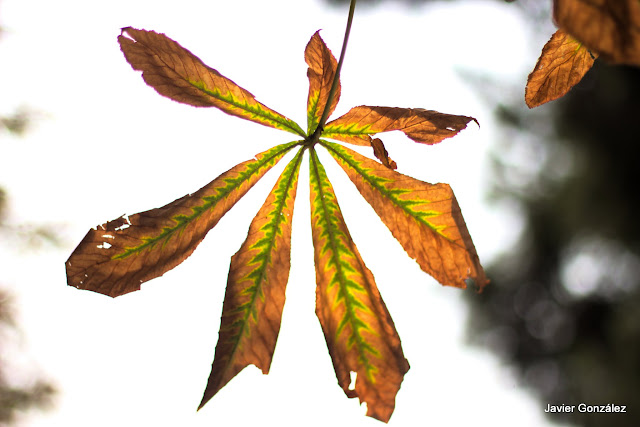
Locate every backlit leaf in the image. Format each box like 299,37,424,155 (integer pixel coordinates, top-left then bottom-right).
199,149,303,408
309,148,409,422
68,25,489,422
554,0,640,66
322,106,477,146
321,140,488,291
525,29,596,108
306,31,341,134
118,28,306,136
66,141,299,297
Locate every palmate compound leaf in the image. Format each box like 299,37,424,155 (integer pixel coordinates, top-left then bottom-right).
118,27,306,137
309,148,410,423
306,31,341,134
66,141,299,297
554,0,640,66
321,140,488,291
526,29,597,108
322,106,478,146
199,148,303,408
68,25,488,423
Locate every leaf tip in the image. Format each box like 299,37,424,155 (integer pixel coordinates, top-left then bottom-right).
118,26,138,42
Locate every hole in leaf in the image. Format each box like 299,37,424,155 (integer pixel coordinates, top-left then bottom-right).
114,214,131,231
349,371,357,391
97,242,112,249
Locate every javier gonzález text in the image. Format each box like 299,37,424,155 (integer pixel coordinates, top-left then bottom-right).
545,403,627,413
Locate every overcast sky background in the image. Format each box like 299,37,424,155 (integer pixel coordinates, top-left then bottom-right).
1,0,570,425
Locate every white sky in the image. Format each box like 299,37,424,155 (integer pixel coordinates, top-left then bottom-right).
1,0,570,426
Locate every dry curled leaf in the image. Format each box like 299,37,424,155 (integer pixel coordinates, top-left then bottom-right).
370,138,397,169
526,29,597,108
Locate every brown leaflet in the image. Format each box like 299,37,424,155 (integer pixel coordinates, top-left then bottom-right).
370,138,397,170
526,29,597,108
118,28,305,136
309,149,409,422
554,0,640,66
306,31,341,133
199,150,303,408
66,142,296,297
322,140,488,291
323,106,477,146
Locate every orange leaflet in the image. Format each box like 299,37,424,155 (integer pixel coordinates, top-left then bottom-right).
66,142,297,297
118,28,305,136
309,148,409,422
199,150,303,408
306,31,341,134
322,140,488,291
323,106,477,146
526,29,597,108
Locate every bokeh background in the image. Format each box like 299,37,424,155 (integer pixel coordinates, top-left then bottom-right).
1,0,638,426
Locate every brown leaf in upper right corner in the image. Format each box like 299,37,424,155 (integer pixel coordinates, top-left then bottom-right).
525,29,596,108
554,0,640,66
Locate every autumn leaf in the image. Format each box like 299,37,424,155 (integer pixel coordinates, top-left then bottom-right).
118,28,306,136
321,140,487,291
554,0,640,66
525,29,597,108
66,141,298,297
309,148,409,422
199,149,303,408
323,106,477,146
68,25,486,423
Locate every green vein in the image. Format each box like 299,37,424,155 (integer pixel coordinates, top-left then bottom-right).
310,148,379,380
113,141,300,260
190,80,306,137
224,147,304,351
307,91,321,134
322,122,373,138
320,139,448,237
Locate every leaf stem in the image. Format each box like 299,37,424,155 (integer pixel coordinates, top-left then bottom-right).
308,0,357,144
